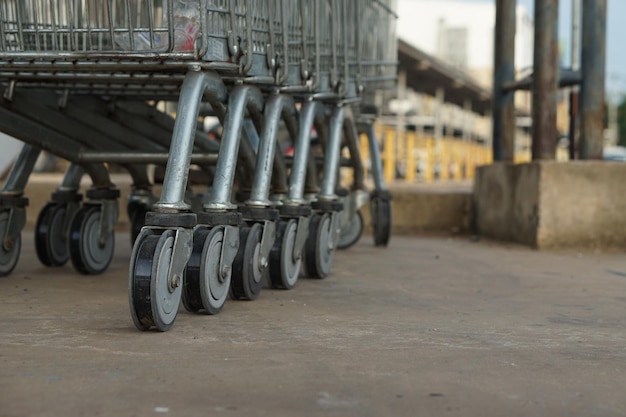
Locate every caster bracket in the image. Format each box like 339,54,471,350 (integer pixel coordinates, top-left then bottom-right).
293,216,310,261
259,220,276,270
167,227,194,288
96,199,119,248
328,211,342,252
219,225,240,280
2,207,25,251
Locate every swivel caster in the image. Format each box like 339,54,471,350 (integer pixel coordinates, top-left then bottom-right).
371,197,391,247
337,210,364,250
183,226,231,315
230,223,264,300
68,205,115,274
0,210,21,276
304,213,335,279
268,219,301,290
129,229,181,331
35,202,71,267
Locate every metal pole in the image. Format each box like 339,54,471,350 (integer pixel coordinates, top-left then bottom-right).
579,0,607,159
568,0,580,159
434,87,444,179
492,0,516,161
531,0,559,160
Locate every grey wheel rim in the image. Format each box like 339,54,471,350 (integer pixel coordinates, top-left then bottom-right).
200,227,229,312
151,231,180,328
0,212,20,275
281,220,300,287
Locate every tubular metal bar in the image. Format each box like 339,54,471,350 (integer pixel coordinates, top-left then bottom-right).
318,105,345,200
247,94,297,206
270,95,299,195
237,122,260,190
579,0,607,160
57,163,85,192
531,0,559,160
363,123,386,191
341,108,365,191
286,100,319,204
492,0,516,162
0,104,112,188
0,144,40,196
3,91,151,190
75,152,218,164
205,85,265,211
154,70,227,212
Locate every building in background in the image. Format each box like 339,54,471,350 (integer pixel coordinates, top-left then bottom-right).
397,0,534,88
393,0,580,162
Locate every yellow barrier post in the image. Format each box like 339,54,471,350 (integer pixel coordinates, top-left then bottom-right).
383,128,395,183
406,131,416,181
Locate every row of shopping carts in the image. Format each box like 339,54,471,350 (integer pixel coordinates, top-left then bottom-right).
0,0,397,331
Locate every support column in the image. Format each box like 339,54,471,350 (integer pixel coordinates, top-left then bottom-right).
434,87,445,179
579,0,607,159
532,0,559,160
492,0,517,161
463,100,473,178
568,0,581,160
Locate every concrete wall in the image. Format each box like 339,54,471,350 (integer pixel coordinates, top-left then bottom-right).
362,183,472,236
19,176,473,237
474,161,626,250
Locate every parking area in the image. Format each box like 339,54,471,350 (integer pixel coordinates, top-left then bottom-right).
1,233,626,416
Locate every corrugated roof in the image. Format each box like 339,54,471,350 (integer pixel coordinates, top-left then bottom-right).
397,38,492,116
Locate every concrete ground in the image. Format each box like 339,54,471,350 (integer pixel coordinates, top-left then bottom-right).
1,233,626,416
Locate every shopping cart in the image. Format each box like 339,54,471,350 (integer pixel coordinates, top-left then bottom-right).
0,0,397,331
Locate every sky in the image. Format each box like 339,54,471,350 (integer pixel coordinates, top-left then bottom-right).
449,0,626,97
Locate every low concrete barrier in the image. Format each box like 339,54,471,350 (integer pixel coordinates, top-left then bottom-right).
20,174,473,237
474,161,626,250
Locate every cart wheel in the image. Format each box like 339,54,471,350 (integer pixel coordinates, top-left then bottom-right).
268,219,301,290
0,211,20,276
304,213,335,279
230,223,264,300
183,227,230,314
337,210,364,250
68,206,115,275
129,230,181,331
128,203,150,245
371,198,391,247
35,203,70,267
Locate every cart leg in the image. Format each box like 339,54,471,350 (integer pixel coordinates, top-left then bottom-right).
268,99,318,289
35,163,83,267
364,124,392,247
67,164,120,275
231,94,300,297
337,112,367,250
304,105,344,279
183,85,264,311
130,70,227,331
0,144,40,276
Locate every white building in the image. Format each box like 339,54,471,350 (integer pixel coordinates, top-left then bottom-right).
397,0,535,88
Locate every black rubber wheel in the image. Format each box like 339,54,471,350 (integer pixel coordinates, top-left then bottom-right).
268,219,301,290
337,210,364,250
128,203,150,245
371,198,392,247
68,206,115,275
230,223,264,300
304,213,334,279
129,229,181,332
0,211,20,277
183,226,230,314
35,202,70,267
